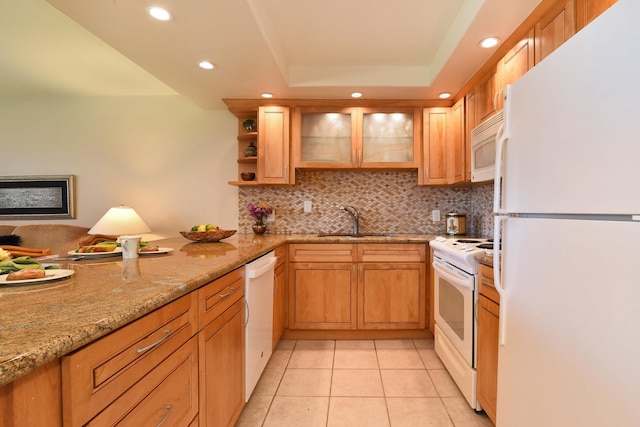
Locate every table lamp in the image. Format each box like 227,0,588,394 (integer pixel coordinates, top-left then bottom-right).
89,205,151,258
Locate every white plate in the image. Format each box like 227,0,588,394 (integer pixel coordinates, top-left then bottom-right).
139,247,173,255
0,269,75,285
67,247,123,257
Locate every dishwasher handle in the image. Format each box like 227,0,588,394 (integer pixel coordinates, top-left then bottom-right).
247,256,277,279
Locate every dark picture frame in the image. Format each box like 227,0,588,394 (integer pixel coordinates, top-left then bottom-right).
0,175,77,220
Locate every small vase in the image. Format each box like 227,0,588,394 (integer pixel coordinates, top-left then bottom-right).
252,224,267,235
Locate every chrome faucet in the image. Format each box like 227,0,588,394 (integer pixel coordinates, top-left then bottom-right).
340,206,359,236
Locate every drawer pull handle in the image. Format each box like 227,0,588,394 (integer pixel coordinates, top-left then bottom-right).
137,329,172,354
219,286,237,299
157,405,172,427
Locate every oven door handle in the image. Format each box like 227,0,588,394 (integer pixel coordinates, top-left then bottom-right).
432,262,474,292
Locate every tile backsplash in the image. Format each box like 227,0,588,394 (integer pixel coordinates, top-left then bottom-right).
239,171,494,237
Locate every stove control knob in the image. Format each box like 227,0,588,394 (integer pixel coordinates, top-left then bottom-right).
463,246,474,252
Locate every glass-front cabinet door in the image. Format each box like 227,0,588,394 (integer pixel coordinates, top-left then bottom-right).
292,107,358,168
292,107,420,169
359,108,420,168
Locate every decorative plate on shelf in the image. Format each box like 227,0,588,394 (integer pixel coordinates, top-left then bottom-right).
180,229,237,242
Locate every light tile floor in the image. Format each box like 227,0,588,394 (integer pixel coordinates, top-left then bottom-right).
236,339,494,427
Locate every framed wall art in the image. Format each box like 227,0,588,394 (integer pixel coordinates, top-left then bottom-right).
0,175,77,220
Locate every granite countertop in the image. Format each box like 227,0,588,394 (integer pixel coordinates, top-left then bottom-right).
0,233,435,386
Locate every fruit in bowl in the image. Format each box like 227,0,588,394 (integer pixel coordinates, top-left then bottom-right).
181,225,236,242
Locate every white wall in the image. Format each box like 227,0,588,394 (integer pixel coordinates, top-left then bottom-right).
0,95,238,239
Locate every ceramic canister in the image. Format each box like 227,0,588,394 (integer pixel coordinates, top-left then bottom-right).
446,212,466,236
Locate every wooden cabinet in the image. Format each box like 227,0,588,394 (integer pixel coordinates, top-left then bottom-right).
288,244,358,329
61,293,199,426
292,107,421,169
288,243,426,331
227,104,291,186
198,267,246,427
535,0,577,64
357,244,426,330
258,106,292,184
273,245,287,349
421,106,466,185
576,0,616,29
474,69,498,127
0,361,62,427
495,29,535,111
477,264,499,425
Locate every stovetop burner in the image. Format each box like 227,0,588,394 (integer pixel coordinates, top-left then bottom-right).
477,243,493,249
455,239,483,244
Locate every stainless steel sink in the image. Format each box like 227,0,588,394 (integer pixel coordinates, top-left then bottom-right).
317,233,395,238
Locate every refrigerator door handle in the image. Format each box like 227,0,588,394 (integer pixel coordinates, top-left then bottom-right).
493,85,511,214
494,214,508,346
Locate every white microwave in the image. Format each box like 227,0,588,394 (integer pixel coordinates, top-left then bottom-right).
471,111,503,182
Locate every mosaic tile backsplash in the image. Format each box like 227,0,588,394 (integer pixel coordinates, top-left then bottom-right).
239,171,495,238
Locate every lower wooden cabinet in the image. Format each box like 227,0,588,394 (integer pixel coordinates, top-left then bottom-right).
198,298,245,427
288,243,426,331
477,264,499,425
273,245,287,348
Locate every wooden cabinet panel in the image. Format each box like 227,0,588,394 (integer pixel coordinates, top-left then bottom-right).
474,70,498,126
358,243,425,263
273,261,287,348
535,0,577,64
289,262,358,329
358,263,426,329
421,107,450,185
576,0,616,30
464,93,475,182
62,293,198,427
496,29,535,111
88,337,198,427
477,264,499,425
449,98,465,184
0,361,62,427
258,106,291,184
199,298,245,427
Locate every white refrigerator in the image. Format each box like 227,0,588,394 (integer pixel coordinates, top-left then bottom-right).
493,0,640,425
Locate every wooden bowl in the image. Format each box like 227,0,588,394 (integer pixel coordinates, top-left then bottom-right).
240,172,256,181
180,229,237,242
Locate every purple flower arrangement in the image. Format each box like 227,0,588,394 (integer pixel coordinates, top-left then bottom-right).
246,202,273,225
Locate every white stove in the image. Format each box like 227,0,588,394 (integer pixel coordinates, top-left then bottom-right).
429,235,494,411
429,236,493,274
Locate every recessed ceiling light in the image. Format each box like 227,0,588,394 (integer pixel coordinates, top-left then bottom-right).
261,93,274,99
198,61,215,70
148,7,172,21
351,92,363,98
479,37,500,49
439,92,452,99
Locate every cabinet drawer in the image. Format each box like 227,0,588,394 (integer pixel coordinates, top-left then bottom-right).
289,243,356,263
88,336,198,426
357,243,426,262
478,264,499,303
198,267,245,329
62,293,198,427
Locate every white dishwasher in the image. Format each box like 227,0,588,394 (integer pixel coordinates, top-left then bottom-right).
244,251,276,401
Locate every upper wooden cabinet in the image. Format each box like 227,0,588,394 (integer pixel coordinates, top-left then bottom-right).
258,106,292,185
473,68,498,127
420,104,465,186
292,107,421,169
576,0,617,29
226,103,292,186
495,29,535,111
535,0,577,64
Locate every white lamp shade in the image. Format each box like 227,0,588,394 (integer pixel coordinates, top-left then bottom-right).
88,206,151,236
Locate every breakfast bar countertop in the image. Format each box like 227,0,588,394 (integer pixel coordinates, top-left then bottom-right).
0,233,434,386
